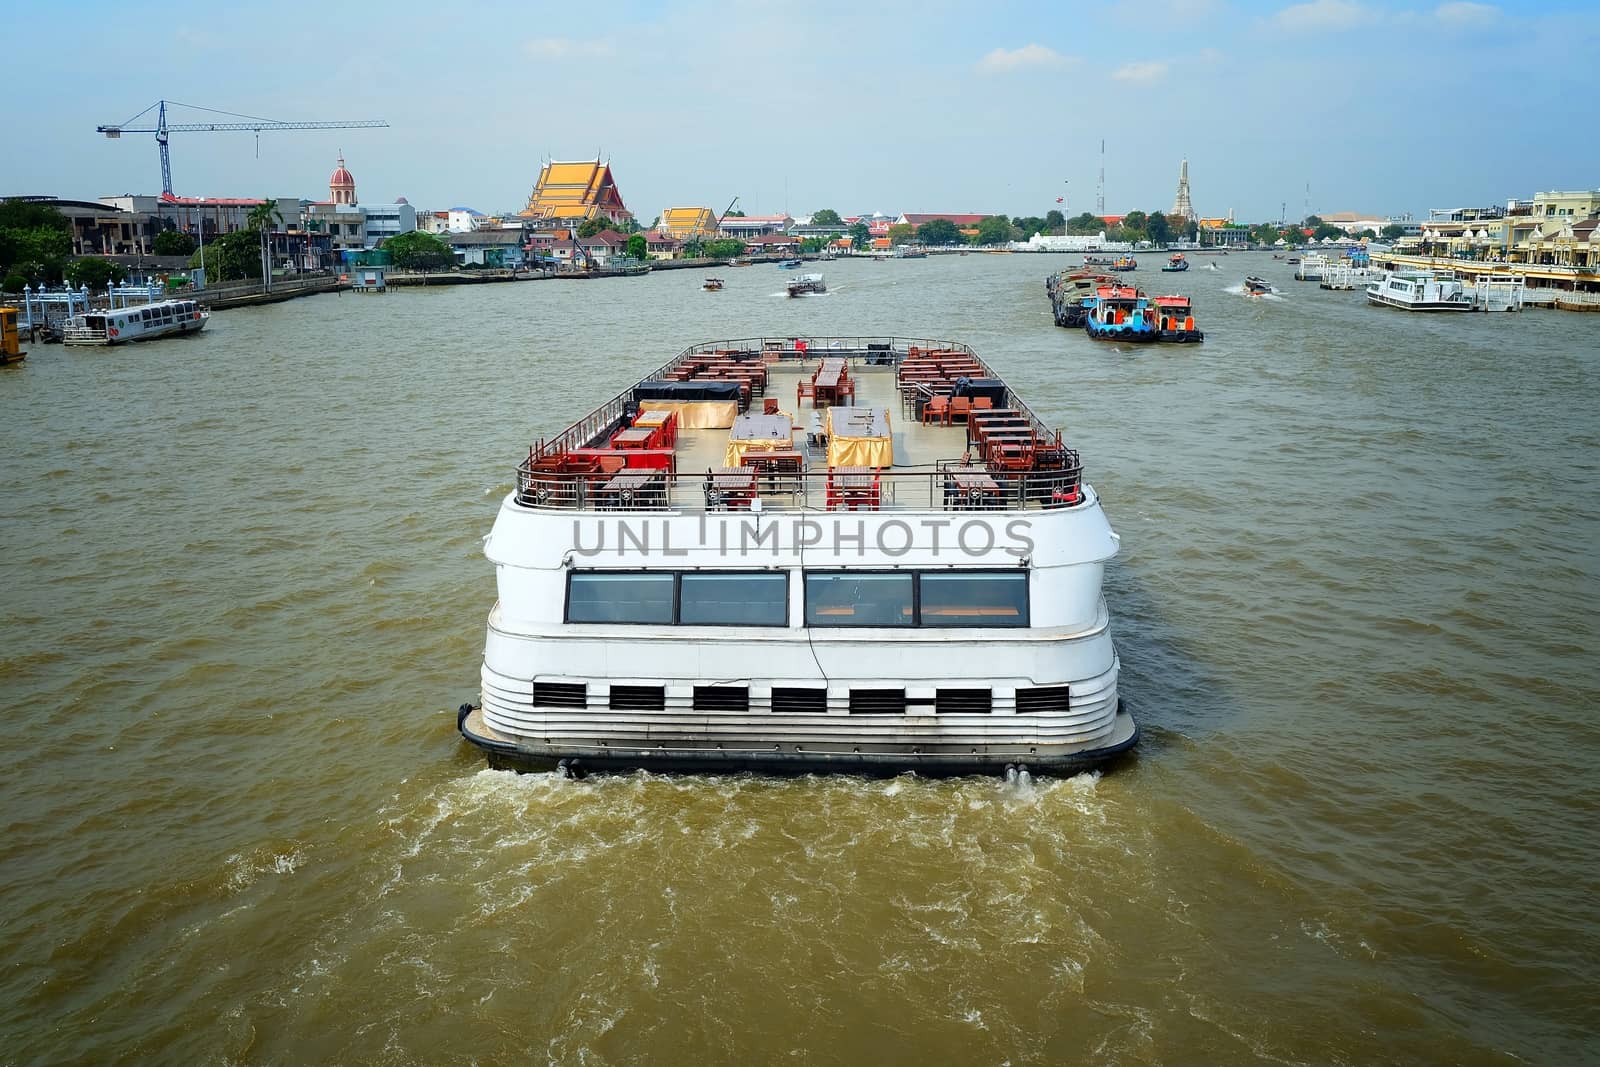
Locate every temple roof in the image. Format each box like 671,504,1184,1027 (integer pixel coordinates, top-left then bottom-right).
519,160,631,221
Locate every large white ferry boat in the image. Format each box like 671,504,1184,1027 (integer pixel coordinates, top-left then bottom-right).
459,336,1137,777
62,298,209,345
1365,271,1472,312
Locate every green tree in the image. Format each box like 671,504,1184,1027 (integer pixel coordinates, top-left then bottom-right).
1355,228,1377,240
1185,218,1199,241
1251,223,1281,246
973,216,1016,245
917,218,963,245
1122,210,1148,238
64,257,128,290
577,217,608,238
189,229,261,281
887,223,915,246
1065,212,1104,236
704,238,745,259
1312,222,1345,241
1012,216,1047,238
625,234,647,260
847,222,870,251
2,273,25,293
812,208,843,227
1146,211,1172,246
1381,223,1407,240
152,230,197,256
1045,209,1065,233
0,198,71,282
246,199,284,281
384,230,456,272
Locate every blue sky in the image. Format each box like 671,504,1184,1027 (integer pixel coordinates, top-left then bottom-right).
3,0,1596,222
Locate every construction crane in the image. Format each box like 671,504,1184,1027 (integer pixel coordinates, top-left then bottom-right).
716,196,740,231
97,99,389,197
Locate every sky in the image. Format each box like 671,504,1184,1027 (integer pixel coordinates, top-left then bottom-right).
3,0,1597,224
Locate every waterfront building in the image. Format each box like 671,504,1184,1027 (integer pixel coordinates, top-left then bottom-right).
447,229,527,268
577,229,628,266
304,201,366,252
361,198,416,247
1321,211,1387,235
659,207,719,242
638,229,683,260
9,197,159,256
894,213,988,230
718,214,792,238
518,160,632,229
100,193,302,242
1196,216,1248,247
744,233,803,254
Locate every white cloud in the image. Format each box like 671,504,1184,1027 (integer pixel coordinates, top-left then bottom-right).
977,44,1072,73
1434,1,1499,26
1272,0,1374,30
524,37,615,60
1112,61,1169,83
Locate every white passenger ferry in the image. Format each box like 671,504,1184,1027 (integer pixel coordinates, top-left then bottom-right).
1365,271,1472,312
62,298,209,345
459,336,1137,777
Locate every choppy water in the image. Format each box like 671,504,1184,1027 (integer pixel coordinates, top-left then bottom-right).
2,254,1596,1065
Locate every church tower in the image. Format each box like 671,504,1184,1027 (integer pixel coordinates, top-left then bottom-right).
330,154,357,205
1171,158,1194,221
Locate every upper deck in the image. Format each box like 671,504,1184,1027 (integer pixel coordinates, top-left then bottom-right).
514,337,1084,514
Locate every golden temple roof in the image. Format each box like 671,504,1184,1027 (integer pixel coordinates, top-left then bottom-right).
519,160,631,222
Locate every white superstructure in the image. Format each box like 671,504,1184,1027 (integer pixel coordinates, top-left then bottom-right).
460,336,1137,776
61,298,209,345
1366,271,1473,311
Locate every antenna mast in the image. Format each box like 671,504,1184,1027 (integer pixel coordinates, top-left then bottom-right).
1096,140,1106,216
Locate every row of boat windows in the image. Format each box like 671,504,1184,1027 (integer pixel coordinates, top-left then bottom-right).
116,302,195,325
564,570,1030,628
533,682,1073,715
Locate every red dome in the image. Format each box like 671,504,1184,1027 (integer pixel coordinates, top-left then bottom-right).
330,158,355,186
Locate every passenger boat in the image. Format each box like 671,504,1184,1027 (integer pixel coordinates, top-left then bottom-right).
1083,255,1116,267
703,278,725,291
61,298,208,346
1243,276,1273,296
1108,256,1138,272
777,259,804,269
458,335,1137,777
1365,271,1473,312
1160,253,1188,273
1152,295,1204,343
786,273,826,297
1084,285,1158,341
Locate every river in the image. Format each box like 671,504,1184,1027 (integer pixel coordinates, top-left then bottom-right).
1,253,1595,1064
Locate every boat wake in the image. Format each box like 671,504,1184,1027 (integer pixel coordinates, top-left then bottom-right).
1224,283,1285,302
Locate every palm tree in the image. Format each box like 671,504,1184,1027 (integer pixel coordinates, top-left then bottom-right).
247,199,284,289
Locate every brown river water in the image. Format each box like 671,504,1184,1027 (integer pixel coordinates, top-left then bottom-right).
1,254,1596,1065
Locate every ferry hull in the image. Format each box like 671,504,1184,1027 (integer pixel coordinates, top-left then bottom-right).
459,703,1138,778
1365,292,1472,312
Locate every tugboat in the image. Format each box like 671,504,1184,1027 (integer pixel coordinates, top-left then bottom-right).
1160,253,1188,273
1045,269,1111,328
1108,255,1138,272
1243,276,1274,297
1152,295,1204,343
1084,285,1158,341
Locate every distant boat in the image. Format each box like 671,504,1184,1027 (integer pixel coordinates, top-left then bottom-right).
1161,253,1189,273
702,277,724,291
787,272,826,297
1205,262,1220,271
1243,276,1274,296
1108,255,1137,272
777,259,803,269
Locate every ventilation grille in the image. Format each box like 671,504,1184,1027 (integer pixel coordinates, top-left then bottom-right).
694,686,749,713
610,685,665,711
772,687,828,714
532,682,587,708
1015,685,1071,714
849,689,907,715
936,689,993,714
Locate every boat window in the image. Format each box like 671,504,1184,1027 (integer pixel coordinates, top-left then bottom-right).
678,572,787,626
919,572,1029,627
805,573,914,627
566,572,674,623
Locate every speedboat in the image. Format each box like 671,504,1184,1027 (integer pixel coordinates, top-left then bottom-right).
786,273,826,297
777,259,803,269
1243,276,1273,296
703,278,724,291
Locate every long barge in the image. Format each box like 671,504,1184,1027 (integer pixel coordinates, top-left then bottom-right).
459,336,1137,777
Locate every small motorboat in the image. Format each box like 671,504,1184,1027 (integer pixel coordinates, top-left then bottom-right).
1286,257,1301,265
777,259,803,269
1161,253,1189,273
787,273,826,297
1243,276,1274,296
702,277,724,291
